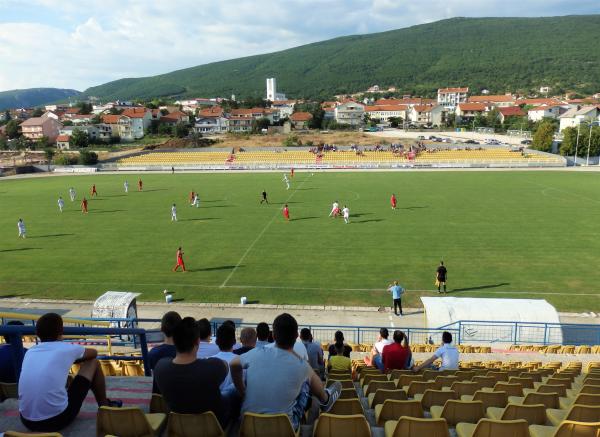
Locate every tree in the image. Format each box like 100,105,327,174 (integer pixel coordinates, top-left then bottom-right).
78,150,98,165
36,136,50,149
91,114,102,124
77,102,93,115
5,120,20,139
62,120,73,126
69,129,89,149
3,110,10,123
252,117,271,133
0,136,8,150
282,133,302,147
174,122,189,138
44,147,55,169
558,126,578,156
388,116,403,128
531,120,555,153
158,122,173,135
32,108,44,117
485,108,501,130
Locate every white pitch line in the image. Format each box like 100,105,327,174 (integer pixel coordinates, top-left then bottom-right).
219,174,312,288
526,179,600,204
3,280,598,296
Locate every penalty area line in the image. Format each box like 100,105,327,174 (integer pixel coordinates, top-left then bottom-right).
219,174,312,288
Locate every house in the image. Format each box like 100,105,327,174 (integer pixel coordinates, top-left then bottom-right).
20,111,62,142
198,106,224,118
408,105,445,126
437,87,469,109
68,114,95,125
334,101,365,126
559,105,600,131
102,112,148,141
121,108,152,130
194,117,228,134
160,110,190,126
227,115,253,132
364,105,408,123
270,100,296,119
231,107,279,124
497,106,526,124
289,112,312,130
456,103,488,121
56,134,70,150
60,124,112,143
516,98,563,107
468,94,515,107
527,105,565,122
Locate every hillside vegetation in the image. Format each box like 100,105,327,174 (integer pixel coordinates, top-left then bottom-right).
83,15,600,101
0,88,81,111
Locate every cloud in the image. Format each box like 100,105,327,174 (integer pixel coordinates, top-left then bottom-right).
0,0,597,91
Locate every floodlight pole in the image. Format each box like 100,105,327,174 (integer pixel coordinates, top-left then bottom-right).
586,120,598,166
574,123,580,167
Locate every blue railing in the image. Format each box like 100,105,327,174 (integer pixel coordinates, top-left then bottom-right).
438,320,600,346
0,325,151,382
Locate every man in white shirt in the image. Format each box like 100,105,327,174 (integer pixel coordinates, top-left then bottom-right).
18,313,121,432
197,318,219,358
412,331,459,372
17,218,26,238
68,187,76,202
124,181,129,193
364,328,393,370
212,323,242,421
57,197,64,212
171,203,177,222
342,205,350,224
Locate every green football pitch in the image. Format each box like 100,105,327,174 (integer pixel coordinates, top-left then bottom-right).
1,171,599,312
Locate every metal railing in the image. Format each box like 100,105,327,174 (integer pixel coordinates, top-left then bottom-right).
438,320,600,346
0,325,151,381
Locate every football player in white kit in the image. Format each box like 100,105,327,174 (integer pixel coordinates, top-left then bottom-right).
124,181,129,193
171,204,178,221
57,196,65,212
17,218,26,238
329,201,340,217
69,187,76,201
342,205,350,224
283,174,290,190
192,193,200,208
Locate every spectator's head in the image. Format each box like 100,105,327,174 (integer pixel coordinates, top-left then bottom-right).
393,280,398,286
36,313,63,342
197,318,212,341
379,328,389,340
240,327,257,348
273,313,298,349
3,320,24,344
161,311,182,340
393,330,407,345
440,261,444,266
223,320,235,328
442,331,452,344
267,331,274,343
334,330,344,348
256,322,269,341
216,323,236,352
300,328,312,342
173,317,200,354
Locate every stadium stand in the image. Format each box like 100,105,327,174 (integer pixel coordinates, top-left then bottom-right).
116,147,566,169
1,317,600,436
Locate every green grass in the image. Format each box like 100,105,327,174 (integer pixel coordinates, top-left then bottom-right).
1,171,599,312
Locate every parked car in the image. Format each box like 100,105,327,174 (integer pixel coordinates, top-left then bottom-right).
417,135,426,140
520,139,532,145
465,139,479,144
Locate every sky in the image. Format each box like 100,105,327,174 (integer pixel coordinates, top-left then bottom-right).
0,0,598,92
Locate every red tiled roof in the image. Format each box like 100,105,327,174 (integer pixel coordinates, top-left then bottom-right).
517,98,562,106
56,134,70,142
468,95,514,103
365,105,408,112
498,106,525,117
438,87,469,93
290,112,312,122
458,103,487,111
121,108,149,118
199,106,224,117
102,114,122,124
65,108,80,114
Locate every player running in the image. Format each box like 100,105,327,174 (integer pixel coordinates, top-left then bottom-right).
69,187,76,202
138,178,143,191
17,219,26,238
172,247,186,272
171,204,178,221
191,193,200,208
282,204,290,222
391,193,397,210
329,201,340,218
124,181,129,193
81,197,88,214
290,167,294,178
283,174,290,190
260,190,268,204
90,184,98,197
57,196,64,212
342,205,350,224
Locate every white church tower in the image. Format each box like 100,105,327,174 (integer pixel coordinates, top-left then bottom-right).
266,77,286,101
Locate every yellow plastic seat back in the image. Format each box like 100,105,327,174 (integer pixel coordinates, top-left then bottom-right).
580,386,600,396
240,412,297,437
451,381,480,397
149,393,170,414
313,413,371,437
365,380,396,396
0,382,18,399
523,392,559,409
167,411,224,437
5,432,62,437
420,389,458,411
467,419,529,437
565,405,600,423
500,403,547,425
472,390,508,410
437,400,485,426
537,384,567,397
340,388,359,399
376,399,423,426
472,376,496,389
371,389,407,407
407,381,436,397
97,406,166,437
386,417,449,437
552,420,600,437
571,394,600,407
493,382,524,397
329,398,364,415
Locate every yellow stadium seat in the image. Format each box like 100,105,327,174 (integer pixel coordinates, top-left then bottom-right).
384,417,449,437
375,399,423,426
313,413,371,437
413,389,457,411
240,412,298,437
456,418,529,437
486,403,547,425
166,411,224,437
96,406,166,437
430,400,486,426
368,389,408,408
547,405,600,426
328,398,364,415
529,420,600,437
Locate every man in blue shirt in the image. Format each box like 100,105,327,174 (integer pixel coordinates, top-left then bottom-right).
0,320,27,383
148,311,181,393
388,281,404,316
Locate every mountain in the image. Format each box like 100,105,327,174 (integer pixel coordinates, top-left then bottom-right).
83,15,600,101
0,88,81,111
